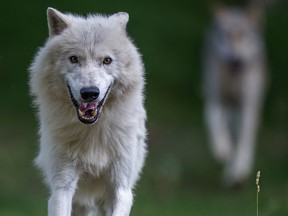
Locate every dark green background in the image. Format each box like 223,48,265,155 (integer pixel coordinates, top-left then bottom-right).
0,0,287,215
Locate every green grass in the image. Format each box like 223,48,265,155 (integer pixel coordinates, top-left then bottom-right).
0,115,287,216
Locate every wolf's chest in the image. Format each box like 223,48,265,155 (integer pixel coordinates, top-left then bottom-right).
79,143,112,176
218,69,247,104
57,128,114,176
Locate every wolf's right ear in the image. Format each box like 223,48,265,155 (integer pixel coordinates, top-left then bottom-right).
47,7,69,37
211,3,227,19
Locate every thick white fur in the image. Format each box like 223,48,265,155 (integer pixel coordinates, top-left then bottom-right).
29,8,147,216
203,6,266,186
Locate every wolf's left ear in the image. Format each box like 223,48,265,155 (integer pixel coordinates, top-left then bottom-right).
47,7,69,36
110,12,129,29
247,5,264,27
211,3,227,20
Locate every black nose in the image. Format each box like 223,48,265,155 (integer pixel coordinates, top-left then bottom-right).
80,87,100,101
227,57,244,72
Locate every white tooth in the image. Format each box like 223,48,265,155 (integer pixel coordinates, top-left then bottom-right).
91,110,97,117
79,110,85,117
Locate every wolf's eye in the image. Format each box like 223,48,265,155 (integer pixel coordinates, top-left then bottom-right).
69,56,79,64
103,57,112,65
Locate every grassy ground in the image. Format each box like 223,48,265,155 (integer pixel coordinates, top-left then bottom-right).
0,114,287,216
0,0,287,215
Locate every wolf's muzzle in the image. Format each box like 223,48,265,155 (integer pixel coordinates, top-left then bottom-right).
67,85,111,125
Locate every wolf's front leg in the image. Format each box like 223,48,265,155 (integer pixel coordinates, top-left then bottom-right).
111,188,133,216
230,99,260,184
205,102,233,164
105,156,136,216
227,72,264,185
104,187,133,216
47,164,79,216
49,189,75,216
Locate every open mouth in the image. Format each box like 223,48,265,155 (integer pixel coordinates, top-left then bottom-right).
67,85,111,124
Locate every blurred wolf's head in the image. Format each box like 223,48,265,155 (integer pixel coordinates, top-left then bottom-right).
209,4,264,73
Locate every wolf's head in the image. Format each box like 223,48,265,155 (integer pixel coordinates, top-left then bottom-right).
31,8,143,125
210,5,264,73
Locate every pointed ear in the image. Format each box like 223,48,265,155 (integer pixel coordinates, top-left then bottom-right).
110,12,129,29
211,3,227,19
47,7,69,36
247,5,264,27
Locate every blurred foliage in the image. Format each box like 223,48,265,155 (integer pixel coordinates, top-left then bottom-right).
0,0,287,215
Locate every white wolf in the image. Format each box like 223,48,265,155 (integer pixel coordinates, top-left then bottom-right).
203,5,266,187
29,8,147,216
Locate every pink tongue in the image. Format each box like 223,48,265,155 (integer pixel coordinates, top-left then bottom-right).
79,102,97,112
